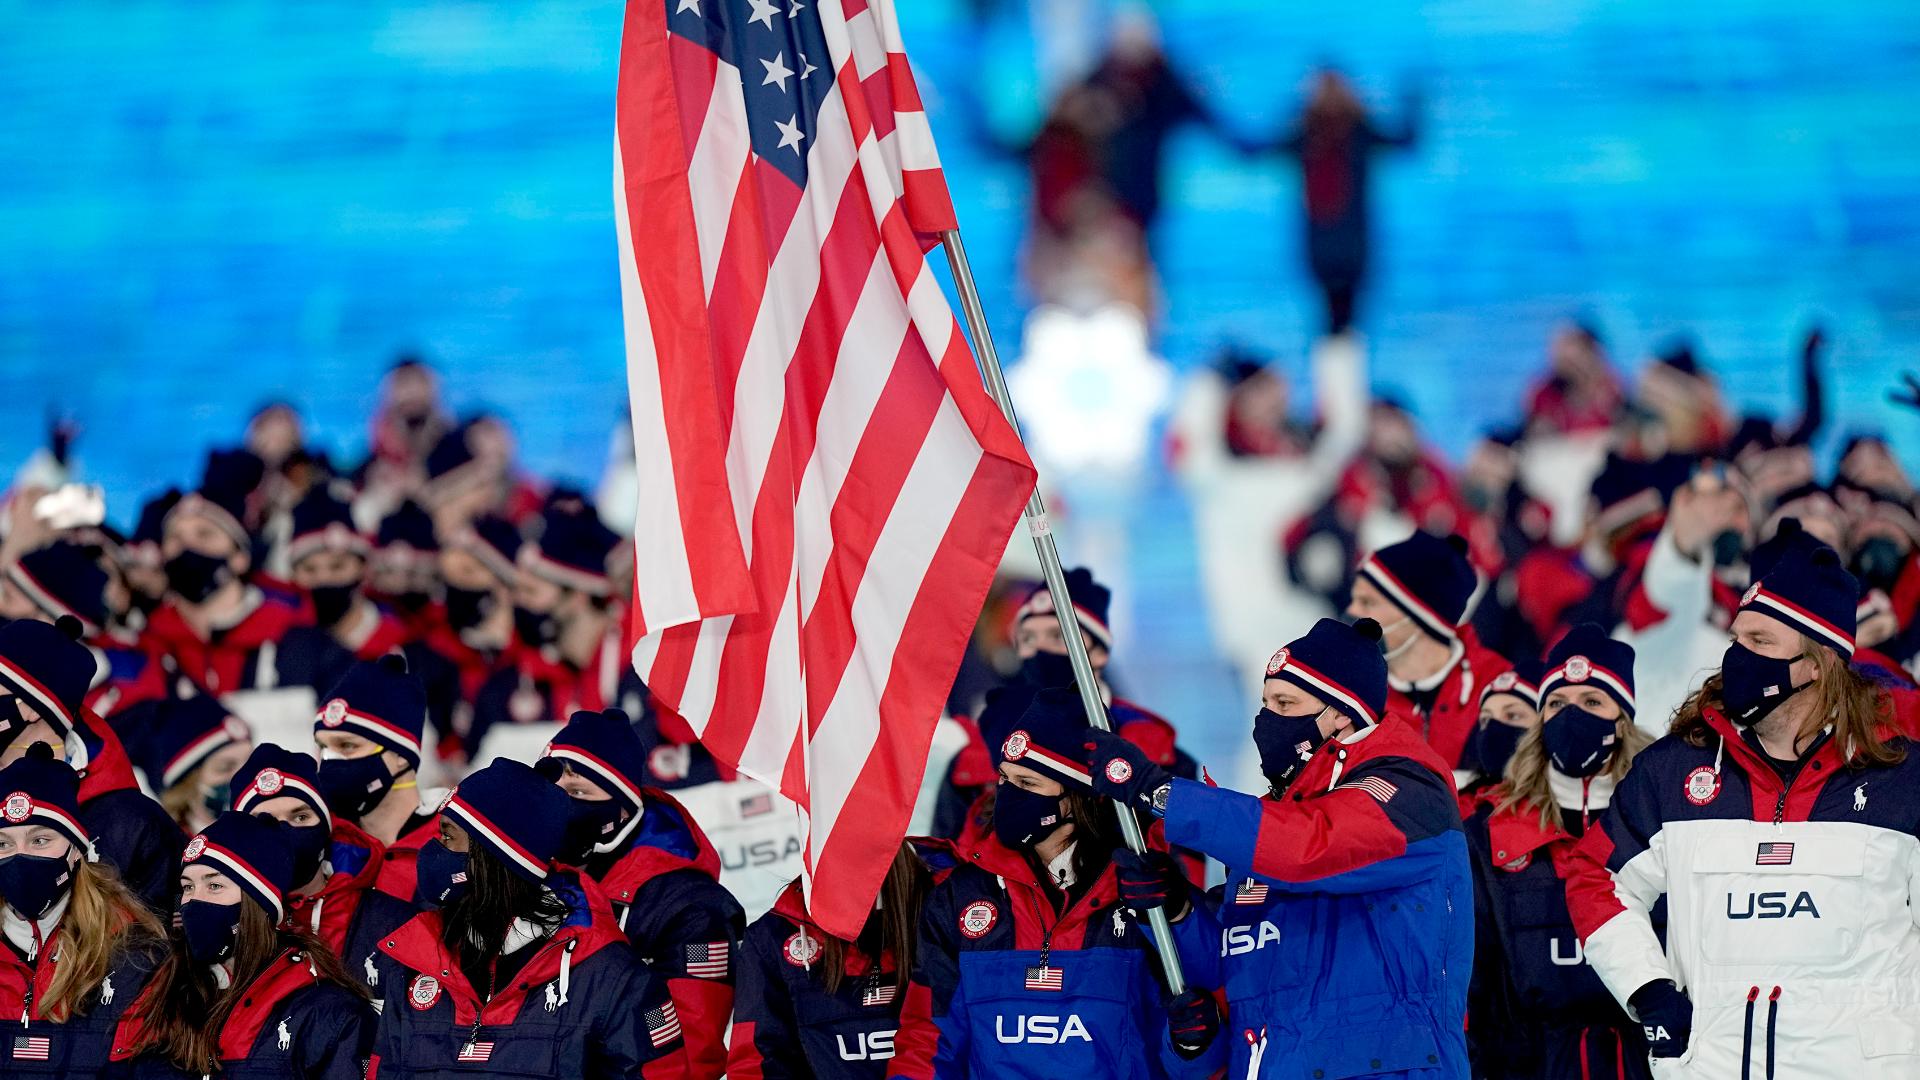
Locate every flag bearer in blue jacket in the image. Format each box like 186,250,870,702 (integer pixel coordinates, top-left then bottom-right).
889,686,1224,1080
365,759,686,1079
1086,617,1473,1079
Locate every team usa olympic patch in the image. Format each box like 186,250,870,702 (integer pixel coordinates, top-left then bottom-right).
1490,671,1518,692
1105,758,1134,784
254,769,285,795
182,835,207,861
1684,766,1722,806
223,716,249,740
1265,648,1289,676
320,698,348,727
1562,656,1592,682
1001,730,1030,762
1742,582,1763,607
782,931,822,968
2,792,29,824
958,900,998,939
409,974,441,1010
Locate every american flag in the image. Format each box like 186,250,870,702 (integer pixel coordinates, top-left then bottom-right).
646,1001,685,1048
616,0,1034,939
1235,879,1269,905
457,1042,494,1063
13,1035,51,1061
684,940,731,979
1024,965,1064,992
862,981,899,1007
1342,776,1400,805
1756,842,1795,866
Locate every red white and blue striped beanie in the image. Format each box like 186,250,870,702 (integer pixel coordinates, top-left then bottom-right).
8,542,109,637
1264,618,1388,727
1739,541,1858,658
230,744,331,831
1014,567,1114,652
1539,624,1637,720
0,743,89,851
539,708,647,816
287,490,369,566
139,695,251,791
1479,658,1544,713
999,686,1096,793
0,616,94,739
183,811,295,922
440,759,573,883
313,655,426,771
1355,531,1476,643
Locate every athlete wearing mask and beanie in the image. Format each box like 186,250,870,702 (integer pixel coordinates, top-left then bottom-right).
132,694,253,835
1566,533,1920,1078
366,759,686,1078
1465,658,1543,798
1347,531,1514,785
0,746,166,1078
538,707,745,1079
229,744,415,995
114,812,376,1079
1464,626,1653,1079
1086,617,1472,1079
276,491,411,689
890,686,1223,1080
306,656,438,900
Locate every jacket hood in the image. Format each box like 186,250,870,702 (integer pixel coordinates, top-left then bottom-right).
597,787,721,900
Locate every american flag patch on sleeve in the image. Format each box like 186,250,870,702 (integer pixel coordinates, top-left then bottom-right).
1756,842,1795,865
645,1001,683,1048
1342,776,1399,804
683,941,731,979
13,1036,52,1060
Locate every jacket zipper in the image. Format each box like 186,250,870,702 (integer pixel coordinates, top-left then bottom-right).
1764,986,1781,1079
1740,985,1759,1078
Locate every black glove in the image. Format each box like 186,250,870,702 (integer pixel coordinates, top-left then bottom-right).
1165,988,1220,1061
1630,980,1692,1059
1083,727,1173,816
1113,847,1188,919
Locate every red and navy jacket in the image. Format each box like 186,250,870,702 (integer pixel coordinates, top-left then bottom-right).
113,948,377,1080
139,588,310,695
585,789,745,1080
468,633,649,760
367,871,685,1080
289,821,422,997
0,909,162,1078
1155,715,1472,1079
1463,794,1649,1080
1386,625,1513,778
730,842,956,1079
84,636,170,720
70,709,183,910
372,813,440,905
888,833,1219,1080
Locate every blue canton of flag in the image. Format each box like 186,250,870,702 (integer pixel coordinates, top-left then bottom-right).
666,0,837,188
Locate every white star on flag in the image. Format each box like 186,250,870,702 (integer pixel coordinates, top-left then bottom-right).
761,51,794,92
775,114,805,154
798,51,817,79
747,0,780,28
675,0,701,14
788,0,805,15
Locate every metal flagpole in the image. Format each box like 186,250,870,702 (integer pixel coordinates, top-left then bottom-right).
938,228,1188,995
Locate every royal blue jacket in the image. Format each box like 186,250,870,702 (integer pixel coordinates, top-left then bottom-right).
366,871,684,1080
0,912,161,1078
114,948,376,1080
889,833,1221,1080
1157,717,1472,1079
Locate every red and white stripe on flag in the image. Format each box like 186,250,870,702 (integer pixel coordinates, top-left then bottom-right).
615,0,1035,939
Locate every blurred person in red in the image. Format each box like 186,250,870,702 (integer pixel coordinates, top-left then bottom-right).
1523,321,1623,437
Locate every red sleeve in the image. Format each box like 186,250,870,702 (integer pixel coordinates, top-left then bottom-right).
887,981,940,1080
666,974,734,1080
1563,801,1629,941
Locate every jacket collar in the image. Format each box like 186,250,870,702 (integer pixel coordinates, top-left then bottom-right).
72,709,139,801
1484,798,1571,868
1298,714,1453,792
596,789,721,902
1701,706,1845,789
216,948,320,1061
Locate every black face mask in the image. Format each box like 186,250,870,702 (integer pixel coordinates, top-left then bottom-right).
1251,707,1328,795
558,796,629,864
281,821,332,886
165,550,232,604
0,852,75,919
444,586,493,632
308,583,358,628
1721,642,1806,727
200,781,233,819
1541,706,1617,778
179,899,243,963
992,782,1070,849
1709,529,1746,569
514,605,559,648
1852,538,1907,592
315,754,398,822
1473,719,1528,780
1019,651,1078,690
413,839,470,908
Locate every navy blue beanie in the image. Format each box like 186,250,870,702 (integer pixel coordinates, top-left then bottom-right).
1264,617,1389,726
998,686,1094,792
184,811,296,922
1480,657,1544,713
441,759,572,883
288,490,368,566
540,708,648,815
446,514,522,586
168,449,263,551
8,543,110,636
0,744,89,851
231,743,330,829
314,656,426,770
522,512,618,598
376,500,439,555
0,616,93,737
1355,532,1476,642
1014,567,1113,651
1540,624,1637,720
978,684,1041,768
1740,536,1858,658
141,695,250,790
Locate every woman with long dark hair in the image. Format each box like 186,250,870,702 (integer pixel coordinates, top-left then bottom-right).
114,812,375,1078
0,745,165,1077
729,839,946,1077
366,759,685,1078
